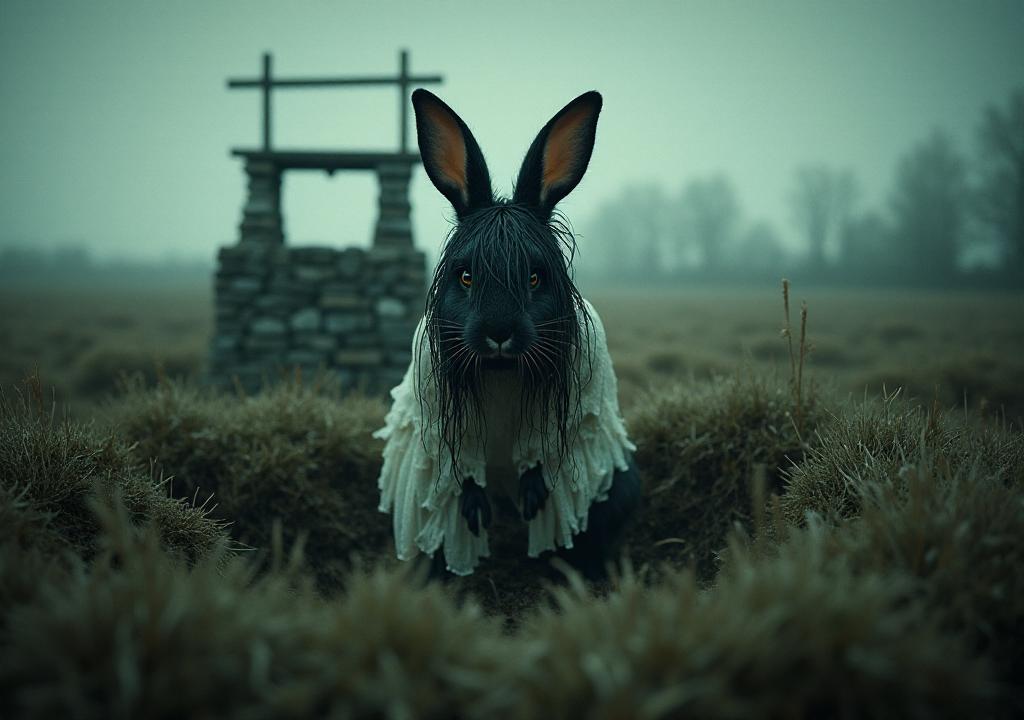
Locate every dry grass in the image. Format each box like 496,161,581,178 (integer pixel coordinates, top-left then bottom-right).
0,378,228,633
842,467,1024,704
499,535,993,719
3,281,1023,423
0,282,210,415
591,286,1024,421
105,375,391,594
626,372,823,580
0,481,1005,719
90,366,827,619
774,400,1024,708
2,280,1023,716
0,504,503,720
0,377,226,569
781,393,1023,524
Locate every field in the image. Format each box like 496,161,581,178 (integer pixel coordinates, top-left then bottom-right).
2,281,1022,420
1,279,1022,717
599,285,1024,419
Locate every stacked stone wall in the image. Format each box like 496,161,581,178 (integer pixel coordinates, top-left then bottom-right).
210,243,425,393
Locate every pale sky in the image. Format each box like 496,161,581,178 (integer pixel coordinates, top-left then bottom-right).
1,0,1021,262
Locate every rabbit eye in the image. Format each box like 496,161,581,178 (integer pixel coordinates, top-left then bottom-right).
460,269,473,288
529,271,540,290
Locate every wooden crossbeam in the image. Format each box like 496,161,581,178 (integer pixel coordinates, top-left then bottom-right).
226,73,443,89
227,50,443,152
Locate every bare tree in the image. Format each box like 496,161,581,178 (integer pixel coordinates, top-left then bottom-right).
621,184,671,275
889,130,967,281
733,220,786,273
839,212,890,281
583,183,669,281
974,87,1024,270
789,165,858,271
581,201,629,280
679,175,739,270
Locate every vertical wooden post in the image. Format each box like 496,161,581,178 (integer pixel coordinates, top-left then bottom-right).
262,52,272,151
398,49,408,153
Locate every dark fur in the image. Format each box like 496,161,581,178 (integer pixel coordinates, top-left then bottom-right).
557,457,642,579
412,89,640,578
420,203,592,483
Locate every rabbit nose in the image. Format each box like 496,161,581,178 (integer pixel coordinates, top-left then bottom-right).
487,326,513,344
485,337,513,354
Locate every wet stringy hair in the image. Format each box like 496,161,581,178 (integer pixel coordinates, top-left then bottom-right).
417,203,593,485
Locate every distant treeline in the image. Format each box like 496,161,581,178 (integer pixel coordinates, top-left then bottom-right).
579,87,1024,289
0,246,210,287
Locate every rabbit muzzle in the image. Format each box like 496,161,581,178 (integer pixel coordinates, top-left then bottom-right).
462,307,538,364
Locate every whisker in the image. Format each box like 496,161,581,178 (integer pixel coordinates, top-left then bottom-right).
530,345,558,374
523,349,540,384
441,344,472,368
533,343,568,358
533,335,571,348
533,316,573,327
434,349,472,376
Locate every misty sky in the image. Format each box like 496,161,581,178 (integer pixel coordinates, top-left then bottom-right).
1,0,1022,262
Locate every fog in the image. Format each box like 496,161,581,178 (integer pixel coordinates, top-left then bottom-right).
1,0,1022,283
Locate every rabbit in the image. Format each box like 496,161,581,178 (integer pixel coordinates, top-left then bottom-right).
375,89,640,579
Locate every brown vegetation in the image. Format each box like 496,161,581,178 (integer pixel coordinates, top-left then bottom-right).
3,373,1020,716
107,375,391,593
1,281,1022,716
4,283,1023,421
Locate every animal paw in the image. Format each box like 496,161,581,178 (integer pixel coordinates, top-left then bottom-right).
519,464,549,521
460,479,491,537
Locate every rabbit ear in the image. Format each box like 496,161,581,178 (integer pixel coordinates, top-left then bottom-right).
513,91,602,218
412,89,493,218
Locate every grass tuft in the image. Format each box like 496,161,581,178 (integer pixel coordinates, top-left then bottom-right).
0,378,226,585
2,366,1023,716
626,372,825,579
106,374,390,593
0,501,502,720
834,459,1024,707
495,527,993,719
780,393,1023,524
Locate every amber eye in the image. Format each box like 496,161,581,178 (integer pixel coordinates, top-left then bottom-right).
529,271,540,290
460,269,473,288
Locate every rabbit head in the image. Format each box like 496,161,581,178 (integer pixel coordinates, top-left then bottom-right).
411,89,603,466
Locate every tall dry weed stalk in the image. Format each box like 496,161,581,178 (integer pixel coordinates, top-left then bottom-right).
781,279,810,433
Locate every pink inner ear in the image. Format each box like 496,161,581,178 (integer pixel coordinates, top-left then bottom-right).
423,102,468,205
541,103,591,204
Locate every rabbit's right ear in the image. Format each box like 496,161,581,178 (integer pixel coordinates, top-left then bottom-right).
412,90,493,219
513,91,602,219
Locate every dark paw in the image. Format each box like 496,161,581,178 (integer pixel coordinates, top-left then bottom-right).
519,464,549,521
460,479,491,537
426,549,451,581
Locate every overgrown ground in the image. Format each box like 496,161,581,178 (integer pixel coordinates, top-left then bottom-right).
1,280,1022,717
3,281,1023,419
596,285,1024,420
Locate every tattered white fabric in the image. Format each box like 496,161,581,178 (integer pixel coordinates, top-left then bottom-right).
374,300,635,576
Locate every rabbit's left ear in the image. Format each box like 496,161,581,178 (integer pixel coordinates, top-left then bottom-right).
412,89,493,219
513,91,602,218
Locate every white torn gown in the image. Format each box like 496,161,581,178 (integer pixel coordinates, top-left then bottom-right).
374,300,635,576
